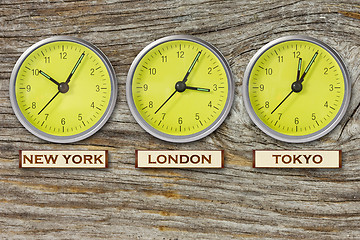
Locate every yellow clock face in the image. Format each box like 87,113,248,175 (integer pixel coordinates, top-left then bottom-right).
10,37,117,143
244,36,350,142
127,36,234,142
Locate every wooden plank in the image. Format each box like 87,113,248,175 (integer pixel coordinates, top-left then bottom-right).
0,0,359,239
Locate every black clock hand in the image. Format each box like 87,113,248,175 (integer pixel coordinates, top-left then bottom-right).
290,58,303,93
296,58,302,82
271,57,302,114
181,51,202,83
155,90,177,114
39,70,60,85
38,91,60,115
186,86,210,92
155,51,203,114
154,85,210,114
66,52,85,83
298,51,318,83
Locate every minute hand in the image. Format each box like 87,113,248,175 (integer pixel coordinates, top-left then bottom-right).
182,50,202,83
66,52,85,83
298,51,318,83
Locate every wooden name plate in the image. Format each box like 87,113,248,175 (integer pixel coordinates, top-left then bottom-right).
253,150,341,168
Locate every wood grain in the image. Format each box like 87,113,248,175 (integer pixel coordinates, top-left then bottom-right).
0,0,360,239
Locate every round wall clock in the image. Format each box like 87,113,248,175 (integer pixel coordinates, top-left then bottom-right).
126,35,234,143
10,36,117,143
243,36,350,143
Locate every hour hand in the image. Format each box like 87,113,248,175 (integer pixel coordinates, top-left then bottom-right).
39,70,60,85
291,58,303,93
186,86,210,92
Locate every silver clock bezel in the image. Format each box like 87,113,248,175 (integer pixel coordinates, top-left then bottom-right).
242,35,351,143
9,36,117,143
126,35,235,143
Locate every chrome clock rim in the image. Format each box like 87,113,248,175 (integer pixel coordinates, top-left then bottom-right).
126,35,234,143
242,35,351,143
9,36,117,143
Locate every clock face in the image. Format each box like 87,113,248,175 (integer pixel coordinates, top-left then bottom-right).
243,36,351,143
10,37,117,143
126,35,234,143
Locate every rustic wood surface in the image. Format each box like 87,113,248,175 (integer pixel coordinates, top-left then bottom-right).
0,0,359,239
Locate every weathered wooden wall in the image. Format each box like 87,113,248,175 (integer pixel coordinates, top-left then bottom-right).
0,0,359,239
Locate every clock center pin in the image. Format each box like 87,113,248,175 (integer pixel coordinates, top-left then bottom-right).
175,81,186,92
58,82,69,93
291,81,302,93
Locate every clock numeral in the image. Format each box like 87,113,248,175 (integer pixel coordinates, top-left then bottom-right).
32,102,36,109
61,118,66,125
295,117,299,125
324,101,328,107
329,84,334,91
90,102,95,108
161,56,168,62
44,57,50,63
278,113,282,120
161,113,166,120
293,51,300,58
312,113,316,120
213,84,218,91
148,101,153,108
60,52,67,59
265,101,269,108
208,101,212,107
90,68,95,75
195,113,200,120
78,114,83,121
149,68,156,75
143,84,148,91
324,68,328,75
31,69,39,76
45,114,49,121
259,84,264,91
96,85,100,92
278,56,283,62
178,117,183,124
265,68,272,75
26,85,31,92
177,51,184,58
208,67,212,74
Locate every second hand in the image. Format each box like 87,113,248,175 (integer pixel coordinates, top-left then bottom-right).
271,58,302,114
38,91,60,115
